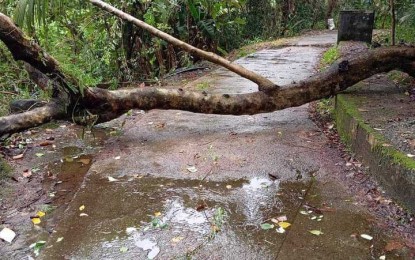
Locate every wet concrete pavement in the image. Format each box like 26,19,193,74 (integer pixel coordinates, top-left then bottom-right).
37,32,412,259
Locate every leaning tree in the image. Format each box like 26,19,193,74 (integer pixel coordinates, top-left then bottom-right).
0,0,415,135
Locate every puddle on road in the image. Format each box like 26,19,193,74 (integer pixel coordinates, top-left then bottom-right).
24,128,111,248
41,175,410,259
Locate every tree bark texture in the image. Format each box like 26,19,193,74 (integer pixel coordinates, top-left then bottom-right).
0,10,415,136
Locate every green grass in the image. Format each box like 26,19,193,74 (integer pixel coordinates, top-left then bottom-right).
321,46,340,67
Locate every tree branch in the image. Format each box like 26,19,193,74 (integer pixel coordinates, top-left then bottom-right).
0,102,65,135
88,0,278,92
0,11,415,136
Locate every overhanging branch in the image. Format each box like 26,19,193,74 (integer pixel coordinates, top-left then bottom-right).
88,0,278,92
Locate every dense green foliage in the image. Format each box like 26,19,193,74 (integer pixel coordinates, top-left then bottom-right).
0,0,414,116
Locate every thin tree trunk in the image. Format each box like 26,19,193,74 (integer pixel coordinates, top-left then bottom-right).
390,0,396,46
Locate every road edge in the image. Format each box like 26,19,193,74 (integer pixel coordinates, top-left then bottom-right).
335,94,415,213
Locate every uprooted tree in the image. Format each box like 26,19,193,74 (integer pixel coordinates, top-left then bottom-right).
1,0,415,135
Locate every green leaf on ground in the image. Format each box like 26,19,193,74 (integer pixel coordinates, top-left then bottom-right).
260,223,274,230
29,240,46,256
309,230,324,236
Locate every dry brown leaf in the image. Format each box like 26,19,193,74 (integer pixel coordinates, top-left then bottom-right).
196,204,207,211
22,170,32,178
39,141,53,147
77,158,91,165
12,154,24,160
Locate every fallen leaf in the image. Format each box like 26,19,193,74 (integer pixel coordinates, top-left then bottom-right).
299,210,309,215
108,176,118,182
39,141,53,146
360,234,373,241
196,204,207,211
309,230,324,236
114,156,121,160
29,240,46,256
23,169,32,178
278,222,291,229
260,223,274,230
379,256,386,260
171,236,184,243
13,154,24,160
0,228,16,243
77,158,91,165
154,212,162,217
32,218,41,225
276,227,286,233
79,205,85,211
79,213,89,217
406,154,415,158
226,185,232,189
64,157,74,162
35,153,45,157
56,237,64,243
37,211,46,218
120,247,129,253
276,215,287,222
187,166,198,173
271,218,279,224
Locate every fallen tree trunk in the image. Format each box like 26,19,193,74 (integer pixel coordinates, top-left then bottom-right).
81,46,415,122
0,11,415,135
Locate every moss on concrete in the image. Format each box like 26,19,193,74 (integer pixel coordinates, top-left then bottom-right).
336,94,415,170
335,93,415,213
